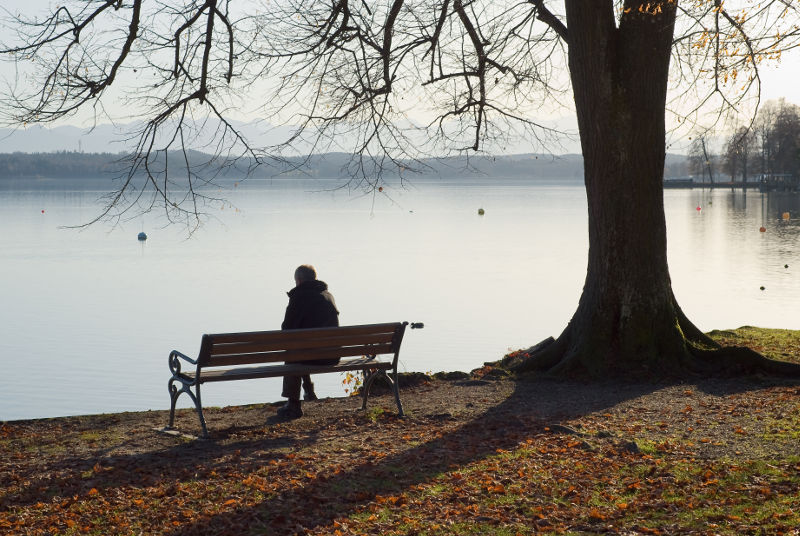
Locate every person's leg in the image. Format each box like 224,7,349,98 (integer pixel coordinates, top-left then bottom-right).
302,375,317,401
281,374,302,400
278,375,303,419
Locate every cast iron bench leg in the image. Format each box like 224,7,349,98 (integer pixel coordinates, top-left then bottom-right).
361,369,377,412
390,370,404,417
167,379,209,437
360,369,404,417
193,384,209,438
168,379,180,428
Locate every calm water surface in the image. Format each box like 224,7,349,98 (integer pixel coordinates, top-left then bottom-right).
1,178,798,420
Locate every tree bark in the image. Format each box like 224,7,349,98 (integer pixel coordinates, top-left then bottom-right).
557,1,683,376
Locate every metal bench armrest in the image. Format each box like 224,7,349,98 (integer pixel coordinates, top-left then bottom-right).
170,350,197,365
169,350,198,376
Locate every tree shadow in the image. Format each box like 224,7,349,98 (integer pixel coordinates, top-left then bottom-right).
162,378,667,535
690,374,800,397
0,420,313,509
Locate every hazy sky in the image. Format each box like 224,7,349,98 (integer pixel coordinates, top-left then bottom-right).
1,0,799,154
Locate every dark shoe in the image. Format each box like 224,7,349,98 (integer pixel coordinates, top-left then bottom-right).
303,390,318,401
276,401,303,420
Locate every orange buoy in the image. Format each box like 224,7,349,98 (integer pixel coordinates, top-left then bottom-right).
759,226,767,232
783,212,790,220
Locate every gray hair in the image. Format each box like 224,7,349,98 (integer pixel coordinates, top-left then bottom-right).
294,264,317,283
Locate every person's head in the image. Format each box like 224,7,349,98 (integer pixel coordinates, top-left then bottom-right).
294,264,317,286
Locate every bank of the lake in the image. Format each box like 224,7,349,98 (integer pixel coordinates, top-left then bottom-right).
2,327,799,535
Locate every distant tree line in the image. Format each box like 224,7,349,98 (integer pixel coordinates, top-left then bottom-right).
687,99,800,183
1,150,692,182
0,151,126,178
0,150,588,181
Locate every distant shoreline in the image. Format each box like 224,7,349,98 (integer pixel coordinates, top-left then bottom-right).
0,150,689,182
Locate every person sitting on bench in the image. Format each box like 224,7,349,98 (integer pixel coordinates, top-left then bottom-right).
277,264,340,420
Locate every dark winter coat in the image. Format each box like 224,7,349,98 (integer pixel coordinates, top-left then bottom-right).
281,280,339,331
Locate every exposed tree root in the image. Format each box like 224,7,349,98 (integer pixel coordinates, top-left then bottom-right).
498,310,800,379
489,283,800,379
688,345,800,376
674,301,718,349
496,334,559,372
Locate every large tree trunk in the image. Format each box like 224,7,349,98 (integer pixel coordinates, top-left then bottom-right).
558,0,692,376
510,1,800,378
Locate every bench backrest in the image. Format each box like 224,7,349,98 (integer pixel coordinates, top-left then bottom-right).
196,322,408,368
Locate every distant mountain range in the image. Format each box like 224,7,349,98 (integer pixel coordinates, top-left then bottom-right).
0,120,576,155
0,123,127,154
0,121,300,154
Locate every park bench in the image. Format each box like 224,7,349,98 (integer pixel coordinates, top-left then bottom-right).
167,321,420,437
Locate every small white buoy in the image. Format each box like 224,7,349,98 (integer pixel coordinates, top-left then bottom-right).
137,231,147,241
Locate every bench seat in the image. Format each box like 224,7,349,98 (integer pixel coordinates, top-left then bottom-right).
175,356,394,383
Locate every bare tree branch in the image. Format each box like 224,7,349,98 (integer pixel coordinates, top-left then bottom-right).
528,0,568,40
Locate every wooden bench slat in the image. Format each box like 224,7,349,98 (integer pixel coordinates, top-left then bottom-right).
207,323,402,345
186,357,393,383
205,343,395,367
209,331,396,355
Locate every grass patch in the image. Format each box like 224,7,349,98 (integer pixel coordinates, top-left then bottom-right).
708,326,800,363
633,439,659,455
364,406,386,422
762,411,800,441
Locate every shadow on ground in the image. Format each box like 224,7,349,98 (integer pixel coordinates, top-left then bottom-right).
160,379,714,534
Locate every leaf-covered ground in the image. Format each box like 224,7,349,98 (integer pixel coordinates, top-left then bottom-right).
1,327,799,535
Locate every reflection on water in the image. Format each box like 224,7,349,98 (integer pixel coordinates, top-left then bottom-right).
666,189,799,332
0,179,798,420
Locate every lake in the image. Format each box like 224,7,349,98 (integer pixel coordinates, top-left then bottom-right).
1,177,798,421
